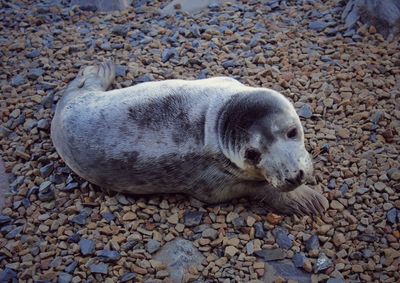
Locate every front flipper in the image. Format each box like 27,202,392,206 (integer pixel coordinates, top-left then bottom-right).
264,185,329,216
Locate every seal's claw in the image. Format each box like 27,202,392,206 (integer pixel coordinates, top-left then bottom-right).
268,185,328,217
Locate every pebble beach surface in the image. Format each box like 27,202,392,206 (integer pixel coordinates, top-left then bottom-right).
0,0,399,282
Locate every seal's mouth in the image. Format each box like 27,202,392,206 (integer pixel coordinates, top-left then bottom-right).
263,172,306,192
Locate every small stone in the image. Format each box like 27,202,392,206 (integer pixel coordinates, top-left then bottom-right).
97,250,121,262
232,217,245,228
156,270,169,279
122,212,136,221
222,60,236,69
0,215,12,226
115,65,127,77
333,232,346,247
71,213,87,225
89,263,108,274
254,248,286,261
352,264,364,273
26,49,40,58
202,228,218,240
119,272,136,282
39,163,53,178
356,187,369,195
309,21,328,31
6,226,23,239
297,104,313,119
112,24,130,36
79,239,95,256
184,211,203,227
101,212,116,223
62,182,79,192
167,213,179,224
0,268,17,282
254,222,266,238
37,119,50,130
10,109,21,118
38,181,54,201
274,228,292,249
330,200,344,211
27,68,44,80
11,75,26,87
65,261,78,274
146,240,161,254
293,252,306,268
226,212,239,223
387,208,398,224
314,253,332,273
327,279,345,283
246,216,256,226
161,48,176,63
387,168,400,181
327,179,336,190
58,272,73,283
224,246,239,257
305,235,320,252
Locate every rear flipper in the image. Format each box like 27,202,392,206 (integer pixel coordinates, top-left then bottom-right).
67,61,116,92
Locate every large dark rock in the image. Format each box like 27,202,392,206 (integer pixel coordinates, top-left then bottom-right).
342,0,400,39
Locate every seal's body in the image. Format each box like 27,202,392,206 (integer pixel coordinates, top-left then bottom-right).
51,62,328,216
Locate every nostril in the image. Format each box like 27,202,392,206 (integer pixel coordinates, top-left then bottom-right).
297,170,305,182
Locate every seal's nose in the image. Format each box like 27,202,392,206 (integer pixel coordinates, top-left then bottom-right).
286,170,305,186
296,170,305,183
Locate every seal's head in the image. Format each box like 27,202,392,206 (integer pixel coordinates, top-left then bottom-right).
218,89,313,192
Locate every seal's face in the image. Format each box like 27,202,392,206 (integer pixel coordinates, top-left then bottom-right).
219,90,313,192
240,111,313,192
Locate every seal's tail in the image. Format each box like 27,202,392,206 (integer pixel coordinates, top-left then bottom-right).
67,61,116,92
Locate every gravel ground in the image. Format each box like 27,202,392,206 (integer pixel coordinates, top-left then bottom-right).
0,0,399,282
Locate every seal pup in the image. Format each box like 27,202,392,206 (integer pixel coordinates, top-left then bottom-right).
51,61,328,216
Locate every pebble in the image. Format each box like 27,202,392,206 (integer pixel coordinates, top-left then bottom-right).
89,263,108,274
386,208,398,224
97,250,121,262
254,248,286,261
58,272,73,283
27,68,44,80
225,246,239,257
161,48,177,63
273,227,292,249
0,268,17,282
119,272,136,282
79,239,95,256
292,252,306,268
305,235,320,252
309,21,328,31
146,240,161,254
202,228,218,240
254,222,266,238
314,253,333,273
184,211,203,227
10,74,26,86
39,163,53,178
297,104,313,119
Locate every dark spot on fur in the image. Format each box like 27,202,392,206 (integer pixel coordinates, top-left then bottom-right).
217,90,283,151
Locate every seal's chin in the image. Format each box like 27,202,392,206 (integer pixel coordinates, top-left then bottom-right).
263,174,303,192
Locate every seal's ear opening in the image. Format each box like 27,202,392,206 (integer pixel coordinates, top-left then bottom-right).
244,148,261,165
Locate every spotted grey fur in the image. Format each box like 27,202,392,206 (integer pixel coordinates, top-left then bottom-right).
51,62,328,216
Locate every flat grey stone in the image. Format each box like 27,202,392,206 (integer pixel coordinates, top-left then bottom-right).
154,238,205,283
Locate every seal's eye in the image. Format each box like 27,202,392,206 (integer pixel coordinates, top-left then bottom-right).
244,148,261,165
287,127,298,139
